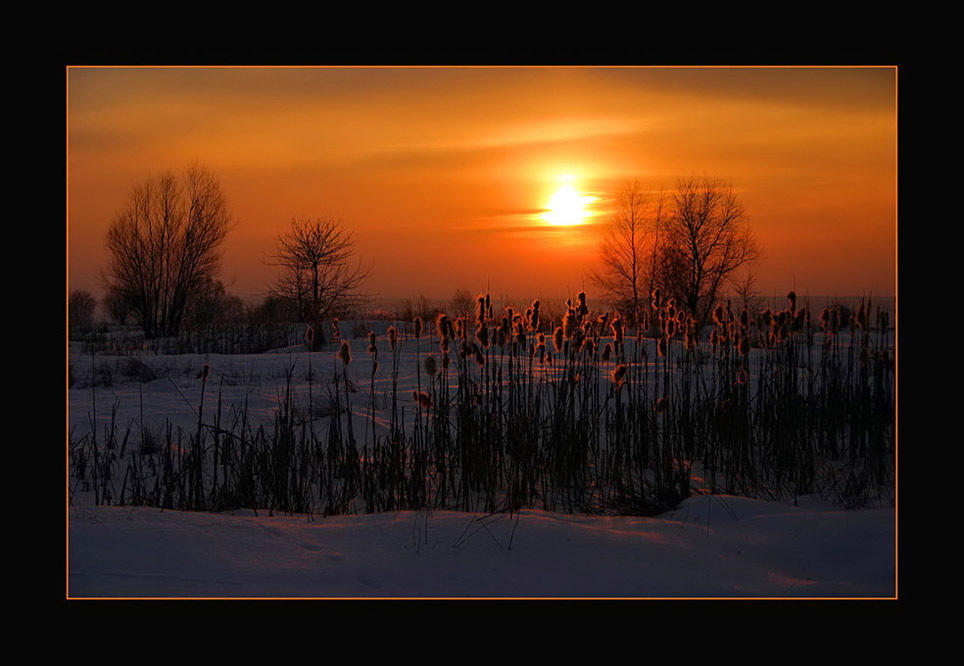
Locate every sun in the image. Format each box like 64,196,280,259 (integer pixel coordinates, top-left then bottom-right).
544,184,594,226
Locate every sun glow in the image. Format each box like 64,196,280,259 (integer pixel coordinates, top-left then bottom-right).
544,184,594,226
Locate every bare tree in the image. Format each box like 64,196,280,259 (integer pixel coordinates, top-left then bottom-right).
588,180,665,325
101,163,233,338
658,175,761,324
68,289,97,337
268,217,371,347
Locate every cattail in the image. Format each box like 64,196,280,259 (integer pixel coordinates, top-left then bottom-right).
563,309,577,340
738,332,749,356
201,364,210,383
534,342,546,363
368,331,377,354
414,316,422,340
475,348,486,367
424,354,437,376
476,295,486,325
710,328,719,352
612,363,628,385
787,290,797,313
476,323,489,349
582,337,595,357
337,341,351,366
713,303,725,326
577,291,588,316
413,391,433,410
331,318,341,342
602,342,612,363
436,313,450,341
611,313,624,344
552,326,564,352
442,352,450,370
388,326,398,351
304,326,314,347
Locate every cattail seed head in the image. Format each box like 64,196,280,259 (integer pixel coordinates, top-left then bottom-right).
552,326,564,352
413,390,433,410
304,326,314,346
368,331,377,354
388,326,398,351
424,354,437,376
602,342,612,363
612,363,628,385
337,341,351,366
201,364,210,383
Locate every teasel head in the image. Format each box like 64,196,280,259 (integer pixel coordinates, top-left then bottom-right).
552,326,564,352
388,326,398,351
337,341,351,366
424,354,437,377
414,316,422,340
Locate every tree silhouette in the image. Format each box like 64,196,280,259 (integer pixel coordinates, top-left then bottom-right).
268,217,371,348
659,175,760,324
588,180,665,326
591,176,760,327
101,163,233,339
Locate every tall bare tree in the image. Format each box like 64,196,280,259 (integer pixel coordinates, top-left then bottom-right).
658,175,761,324
588,181,665,325
101,163,233,338
268,217,371,347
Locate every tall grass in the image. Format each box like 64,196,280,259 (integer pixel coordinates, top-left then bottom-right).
70,289,895,517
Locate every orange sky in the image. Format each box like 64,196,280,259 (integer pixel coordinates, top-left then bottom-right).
67,66,896,304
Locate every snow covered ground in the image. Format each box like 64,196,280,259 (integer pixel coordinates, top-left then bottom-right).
66,331,897,600
68,495,895,598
